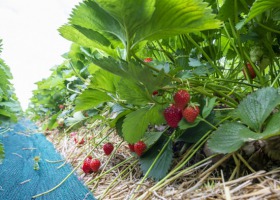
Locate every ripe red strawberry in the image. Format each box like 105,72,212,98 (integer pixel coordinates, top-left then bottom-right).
152,90,159,96
103,142,114,155
144,57,153,62
90,159,101,172
82,156,93,174
163,105,182,128
174,89,190,110
243,63,256,79
74,136,85,145
183,106,200,123
128,144,135,152
134,141,146,156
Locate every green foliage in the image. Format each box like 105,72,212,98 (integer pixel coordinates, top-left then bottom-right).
28,0,280,181
234,87,280,132
179,112,216,143
75,89,112,111
89,69,120,93
142,131,164,147
246,0,280,22
0,40,21,122
60,0,220,58
0,40,20,163
208,122,258,154
208,87,280,154
140,137,173,181
122,105,165,143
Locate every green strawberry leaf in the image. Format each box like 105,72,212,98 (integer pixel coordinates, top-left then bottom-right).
63,0,220,57
109,109,132,128
262,111,280,139
218,0,254,21
207,122,259,154
0,141,4,164
0,109,17,122
75,89,113,111
234,87,280,132
115,116,126,139
143,131,164,147
66,0,123,49
140,137,173,181
90,57,129,79
246,0,280,23
117,79,151,106
202,97,217,118
179,112,216,143
178,117,201,130
95,0,155,46
37,76,64,90
47,112,62,130
59,25,116,56
133,0,221,48
89,69,120,93
122,105,165,143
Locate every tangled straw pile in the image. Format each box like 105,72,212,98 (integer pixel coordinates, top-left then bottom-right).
42,120,280,200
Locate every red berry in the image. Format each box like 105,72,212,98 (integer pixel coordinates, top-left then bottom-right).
134,141,147,156
163,105,182,128
144,57,153,62
74,136,85,145
182,106,200,123
128,144,135,152
103,143,114,155
243,63,256,79
174,89,190,110
90,159,101,172
82,156,93,174
59,104,65,110
152,90,159,96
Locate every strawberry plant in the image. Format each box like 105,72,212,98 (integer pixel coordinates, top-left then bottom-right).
28,0,280,186
208,87,280,158
0,39,22,164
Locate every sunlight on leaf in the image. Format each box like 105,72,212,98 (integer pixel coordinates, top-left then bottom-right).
75,89,112,111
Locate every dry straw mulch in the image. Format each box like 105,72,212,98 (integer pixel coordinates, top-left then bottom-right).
42,120,280,200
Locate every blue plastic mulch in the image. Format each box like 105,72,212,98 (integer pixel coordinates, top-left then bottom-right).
0,119,95,200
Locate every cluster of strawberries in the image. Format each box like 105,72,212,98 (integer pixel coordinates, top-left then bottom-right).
164,89,200,128
81,142,114,174
82,141,147,174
